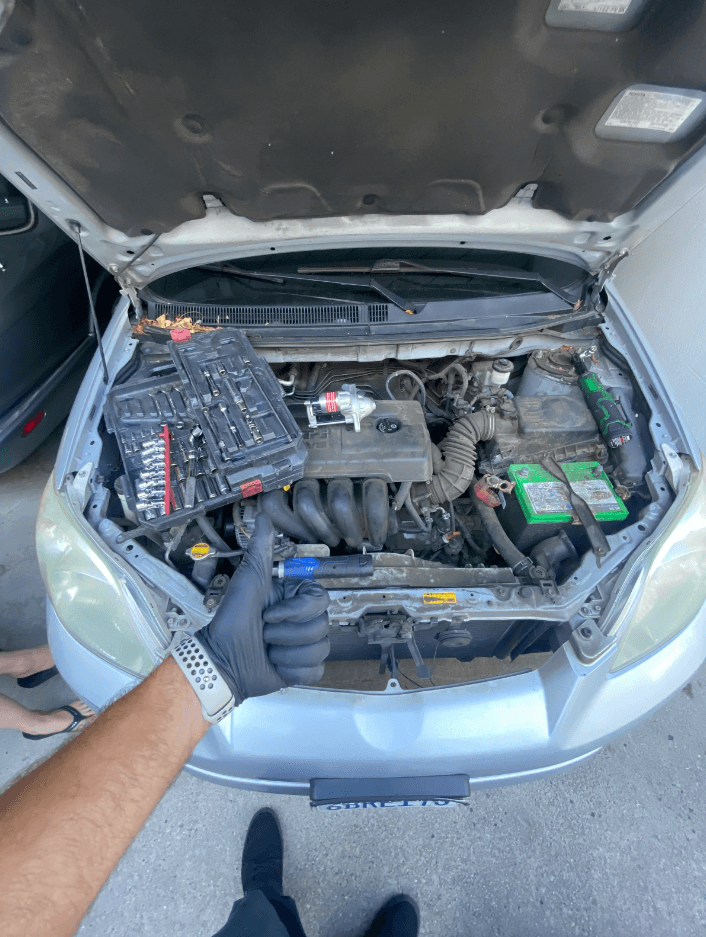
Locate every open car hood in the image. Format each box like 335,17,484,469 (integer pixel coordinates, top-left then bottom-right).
1,0,706,287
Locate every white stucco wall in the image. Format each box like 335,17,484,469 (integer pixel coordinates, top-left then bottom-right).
614,184,706,455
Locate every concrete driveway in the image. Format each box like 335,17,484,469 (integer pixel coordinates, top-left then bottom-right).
2,429,704,937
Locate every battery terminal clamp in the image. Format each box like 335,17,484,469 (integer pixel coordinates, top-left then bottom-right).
473,474,516,509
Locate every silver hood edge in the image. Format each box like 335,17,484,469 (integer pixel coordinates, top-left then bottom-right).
3,121,706,292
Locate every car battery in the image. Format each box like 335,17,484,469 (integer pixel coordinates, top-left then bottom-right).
105,329,308,529
499,461,628,552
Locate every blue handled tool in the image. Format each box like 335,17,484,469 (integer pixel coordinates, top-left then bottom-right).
272,555,374,579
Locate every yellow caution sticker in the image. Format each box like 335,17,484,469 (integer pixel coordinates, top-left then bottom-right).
189,542,211,561
422,592,457,605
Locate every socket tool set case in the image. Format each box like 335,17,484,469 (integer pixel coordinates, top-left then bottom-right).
105,329,307,529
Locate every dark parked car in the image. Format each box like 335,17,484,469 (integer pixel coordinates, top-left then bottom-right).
0,173,116,472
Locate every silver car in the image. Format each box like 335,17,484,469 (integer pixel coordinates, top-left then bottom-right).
5,1,705,802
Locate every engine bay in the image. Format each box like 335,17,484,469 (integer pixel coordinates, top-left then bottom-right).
89,316,662,686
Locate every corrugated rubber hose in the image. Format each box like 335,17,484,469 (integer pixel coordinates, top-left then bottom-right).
471,488,532,574
429,409,495,503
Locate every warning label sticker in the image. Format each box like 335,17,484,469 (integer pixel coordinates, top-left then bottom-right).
571,480,623,512
524,480,621,515
605,90,701,134
524,482,573,515
558,1,631,13
423,592,457,605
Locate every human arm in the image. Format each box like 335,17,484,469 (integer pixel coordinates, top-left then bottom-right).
0,655,207,937
0,515,329,937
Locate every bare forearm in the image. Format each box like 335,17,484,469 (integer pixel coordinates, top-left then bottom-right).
0,656,208,937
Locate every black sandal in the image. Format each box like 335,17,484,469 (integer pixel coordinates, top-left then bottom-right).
22,704,91,740
17,666,59,688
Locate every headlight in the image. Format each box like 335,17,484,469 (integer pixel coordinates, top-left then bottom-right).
610,457,706,672
36,473,165,677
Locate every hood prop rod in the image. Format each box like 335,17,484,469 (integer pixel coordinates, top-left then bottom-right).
70,221,109,385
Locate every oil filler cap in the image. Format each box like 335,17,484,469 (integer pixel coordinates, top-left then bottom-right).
377,418,400,433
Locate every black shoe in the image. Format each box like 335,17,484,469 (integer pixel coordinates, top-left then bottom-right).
241,808,283,896
363,895,419,937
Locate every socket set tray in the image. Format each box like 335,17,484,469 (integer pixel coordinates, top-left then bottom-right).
105,329,307,530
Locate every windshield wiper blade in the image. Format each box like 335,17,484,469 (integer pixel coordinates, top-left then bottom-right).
198,262,418,314
298,259,581,306
199,262,286,284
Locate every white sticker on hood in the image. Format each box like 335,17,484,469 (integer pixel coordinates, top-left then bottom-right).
558,1,632,12
605,89,701,133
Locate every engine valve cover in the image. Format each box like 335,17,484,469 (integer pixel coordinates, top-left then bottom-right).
301,400,432,483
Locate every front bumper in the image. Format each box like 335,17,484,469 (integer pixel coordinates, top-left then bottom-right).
46,594,706,794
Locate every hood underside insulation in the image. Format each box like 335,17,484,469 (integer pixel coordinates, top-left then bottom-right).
1,0,705,235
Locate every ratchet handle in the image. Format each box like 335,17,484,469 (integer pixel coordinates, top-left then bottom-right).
273,555,374,579
572,355,632,448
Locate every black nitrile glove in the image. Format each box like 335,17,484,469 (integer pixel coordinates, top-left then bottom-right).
197,513,330,705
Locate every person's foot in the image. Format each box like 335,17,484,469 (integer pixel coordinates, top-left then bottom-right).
362,895,419,937
24,700,96,736
241,808,283,895
0,645,55,679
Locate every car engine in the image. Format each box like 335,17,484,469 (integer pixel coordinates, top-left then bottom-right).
96,324,653,677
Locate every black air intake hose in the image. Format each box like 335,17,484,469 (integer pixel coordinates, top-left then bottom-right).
530,531,577,580
430,410,495,503
260,488,318,543
293,479,341,548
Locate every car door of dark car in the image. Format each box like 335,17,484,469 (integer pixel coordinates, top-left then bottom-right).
0,174,88,418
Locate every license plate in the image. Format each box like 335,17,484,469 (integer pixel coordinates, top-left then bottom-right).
315,799,462,812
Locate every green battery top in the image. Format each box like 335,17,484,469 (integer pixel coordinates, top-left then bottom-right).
507,461,628,524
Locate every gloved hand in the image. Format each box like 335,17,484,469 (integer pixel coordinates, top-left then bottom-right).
197,513,330,705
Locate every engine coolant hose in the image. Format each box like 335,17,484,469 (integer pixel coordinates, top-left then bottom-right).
429,409,495,503
471,487,532,575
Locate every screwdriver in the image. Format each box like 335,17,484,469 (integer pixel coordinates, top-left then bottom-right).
571,353,632,448
272,555,374,579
